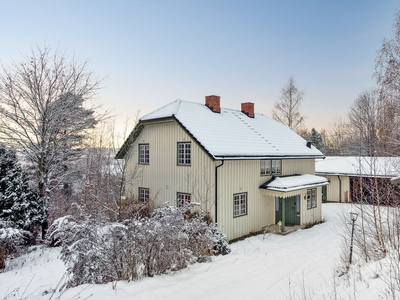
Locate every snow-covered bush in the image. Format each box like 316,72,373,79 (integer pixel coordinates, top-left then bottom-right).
0,220,30,269
48,203,230,286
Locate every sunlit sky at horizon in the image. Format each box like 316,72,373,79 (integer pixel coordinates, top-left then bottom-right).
1,0,399,135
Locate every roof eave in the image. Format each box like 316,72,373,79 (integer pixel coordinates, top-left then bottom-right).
261,181,329,193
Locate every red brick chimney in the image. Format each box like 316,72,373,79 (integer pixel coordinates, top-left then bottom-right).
205,95,221,113
241,102,254,118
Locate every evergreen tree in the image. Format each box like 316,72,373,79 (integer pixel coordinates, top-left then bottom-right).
308,128,326,154
0,144,43,231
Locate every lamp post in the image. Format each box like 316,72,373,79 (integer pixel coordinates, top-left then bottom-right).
349,212,358,265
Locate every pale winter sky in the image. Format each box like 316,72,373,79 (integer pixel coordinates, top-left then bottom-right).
0,0,399,134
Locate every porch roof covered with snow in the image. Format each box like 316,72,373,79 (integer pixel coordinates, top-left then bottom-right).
259,174,329,197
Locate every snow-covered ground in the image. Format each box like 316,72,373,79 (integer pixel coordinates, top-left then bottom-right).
0,203,390,299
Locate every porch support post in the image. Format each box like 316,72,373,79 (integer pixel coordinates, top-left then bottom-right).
282,197,286,232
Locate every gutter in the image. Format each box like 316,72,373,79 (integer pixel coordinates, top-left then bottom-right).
215,160,224,224
337,175,342,203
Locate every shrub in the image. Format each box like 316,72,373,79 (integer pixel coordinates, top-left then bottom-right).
46,203,230,287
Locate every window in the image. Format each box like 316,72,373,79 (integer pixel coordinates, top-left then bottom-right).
233,193,247,217
261,160,272,176
272,160,282,175
178,142,191,165
260,160,281,175
139,187,149,202
296,195,300,214
275,197,280,211
307,188,317,209
139,144,149,164
311,189,317,208
177,193,191,207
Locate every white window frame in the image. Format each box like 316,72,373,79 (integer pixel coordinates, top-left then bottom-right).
139,144,149,164
260,160,281,176
272,160,282,175
311,188,317,208
178,142,191,165
139,187,149,202
261,160,272,176
177,193,191,207
233,192,247,217
307,188,317,209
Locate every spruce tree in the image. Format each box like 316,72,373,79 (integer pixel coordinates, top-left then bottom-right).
0,144,43,231
308,128,326,154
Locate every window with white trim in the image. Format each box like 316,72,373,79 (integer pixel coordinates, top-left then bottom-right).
307,188,317,209
311,188,317,208
177,193,191,207
260,160,281,175
139,144,149,164
178,142,191,165
233,193,247,217
139,187,149,202
272,160,282,175
261,160,272,175
275,197,280,211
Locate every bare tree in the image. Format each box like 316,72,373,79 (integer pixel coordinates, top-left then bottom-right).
348,90,379,156
80,117,144,222
272,76,305,131
375,8,400,156
0,46,102,236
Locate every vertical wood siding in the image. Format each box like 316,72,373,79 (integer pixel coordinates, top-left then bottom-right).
124,120,216,220
124,121,319,240
217,159,318,240
321,175,350,202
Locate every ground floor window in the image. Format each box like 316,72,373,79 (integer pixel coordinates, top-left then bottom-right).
307,188,317,209
177,193,191,207
139,187,149,202
234,193,247,217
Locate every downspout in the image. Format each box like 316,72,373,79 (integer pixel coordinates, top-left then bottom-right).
337,175,342,203
215,160,224,224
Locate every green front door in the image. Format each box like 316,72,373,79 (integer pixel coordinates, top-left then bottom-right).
275,196,300,226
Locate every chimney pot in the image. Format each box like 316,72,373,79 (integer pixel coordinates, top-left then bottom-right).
241,102,254,118
205,95,221,113
306,141,312,148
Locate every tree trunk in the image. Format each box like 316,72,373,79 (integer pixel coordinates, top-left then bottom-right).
0,245,5,269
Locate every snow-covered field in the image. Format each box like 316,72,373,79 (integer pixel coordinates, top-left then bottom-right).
0,203,390,299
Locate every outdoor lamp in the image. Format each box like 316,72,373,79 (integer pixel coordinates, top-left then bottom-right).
350,212,358,222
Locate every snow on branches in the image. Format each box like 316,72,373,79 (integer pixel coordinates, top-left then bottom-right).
46,203,230,287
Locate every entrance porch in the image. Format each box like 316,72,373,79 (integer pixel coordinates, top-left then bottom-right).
259,174,329,232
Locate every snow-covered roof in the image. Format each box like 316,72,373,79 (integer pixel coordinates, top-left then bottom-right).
391,176,400,185
259,174,329,192
316,156,400,178
128,99,324,160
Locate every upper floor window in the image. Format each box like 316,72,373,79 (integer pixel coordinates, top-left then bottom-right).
139,187,149,202
272,160,282,175
233,192,247,217
260,159,281,175
178,142,191,165
261,160,271,175
177,193,191,207
139,144,149,164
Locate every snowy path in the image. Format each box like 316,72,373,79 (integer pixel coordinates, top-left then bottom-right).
0,203,386,299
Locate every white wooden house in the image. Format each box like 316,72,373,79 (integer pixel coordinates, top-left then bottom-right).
116,96,328,240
